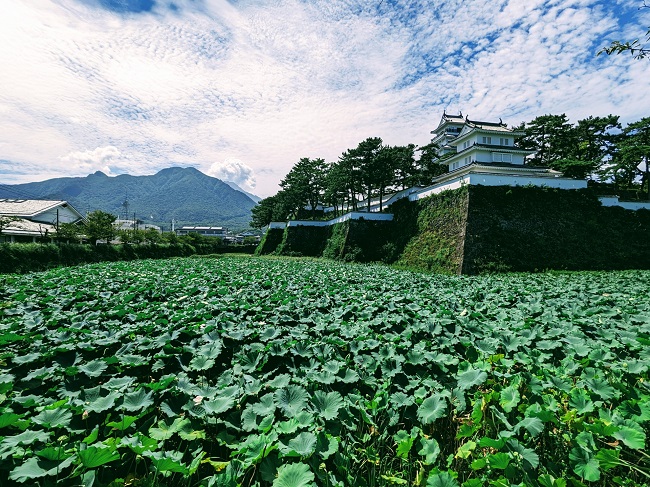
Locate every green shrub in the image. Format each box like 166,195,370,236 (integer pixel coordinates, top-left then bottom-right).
0,241,233,274
322,222,348,260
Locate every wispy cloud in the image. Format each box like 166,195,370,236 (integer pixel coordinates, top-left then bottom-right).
0,0,648,195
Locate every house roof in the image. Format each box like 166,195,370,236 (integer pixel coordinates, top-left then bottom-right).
0,199,84,220
0,199,65,217
435,162,563,182
432,113,518,140
441,111,465,122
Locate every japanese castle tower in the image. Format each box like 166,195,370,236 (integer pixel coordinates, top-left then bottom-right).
417,112,588,196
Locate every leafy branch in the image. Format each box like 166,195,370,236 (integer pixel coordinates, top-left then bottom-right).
599,38,650,60
598,2,650,60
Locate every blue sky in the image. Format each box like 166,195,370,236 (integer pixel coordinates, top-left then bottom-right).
1,0,649,196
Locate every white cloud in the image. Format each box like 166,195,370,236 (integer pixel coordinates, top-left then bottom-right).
0,0,648,195
208,159,257,189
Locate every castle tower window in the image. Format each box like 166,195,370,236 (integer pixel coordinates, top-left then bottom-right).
493,153,512,163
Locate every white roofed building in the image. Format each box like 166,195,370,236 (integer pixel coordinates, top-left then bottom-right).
175,226,228,238
0,199,85,243
114,219,161,233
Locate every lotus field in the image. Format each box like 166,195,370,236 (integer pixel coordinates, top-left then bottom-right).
0,257,649,487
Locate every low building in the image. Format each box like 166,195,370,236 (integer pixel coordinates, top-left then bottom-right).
0,199,85,243
175,226,228,238
114,219,161,233
227,231,262,244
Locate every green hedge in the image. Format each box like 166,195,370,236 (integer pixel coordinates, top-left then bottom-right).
0,242,256,274
386,185,650,274
322,222,348,260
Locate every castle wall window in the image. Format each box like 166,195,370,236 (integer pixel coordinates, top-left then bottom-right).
482,136,492,144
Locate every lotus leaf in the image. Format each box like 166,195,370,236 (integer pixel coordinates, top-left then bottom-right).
78,445,120,468
272,462,316,487
456,368,487,390
417,394,447,424
9,456,74,483
569,447,600,482
418,437,441,465
426,471,459,487
310,391,343,421
276,385,308,417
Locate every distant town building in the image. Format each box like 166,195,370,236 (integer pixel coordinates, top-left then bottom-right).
114,219,161,233
0,199,84,243
175,226,227,238
226,231,261,244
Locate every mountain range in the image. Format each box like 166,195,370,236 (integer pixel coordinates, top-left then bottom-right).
0,167,260,230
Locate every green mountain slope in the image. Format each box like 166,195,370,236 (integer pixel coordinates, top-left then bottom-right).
0,167,257,230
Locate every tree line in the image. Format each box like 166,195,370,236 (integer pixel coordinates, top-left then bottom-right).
251,113,650,228
0,210,228,247
251,139,446,228
514,115,650,192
